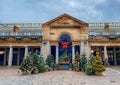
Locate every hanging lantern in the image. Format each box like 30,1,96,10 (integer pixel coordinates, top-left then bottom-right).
62,42,68,48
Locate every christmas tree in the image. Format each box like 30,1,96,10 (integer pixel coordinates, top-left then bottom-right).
93,56,105,73
19,56,33,72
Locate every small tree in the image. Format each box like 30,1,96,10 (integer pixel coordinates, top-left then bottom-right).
19,53,46,74
37,56,46,73
93,56,106,74
85,64,94,75
88,54,95,65
46,54,55,67
80,53,87,71
19,56,33,72
85,54,95,75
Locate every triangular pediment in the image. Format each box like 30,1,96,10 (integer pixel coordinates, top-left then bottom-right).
43,13,88,27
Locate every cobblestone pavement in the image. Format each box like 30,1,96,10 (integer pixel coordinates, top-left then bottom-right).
110,66,120,71
0,66,120,85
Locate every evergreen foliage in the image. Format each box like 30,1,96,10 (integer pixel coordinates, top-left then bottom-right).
59,54,70,62
93,56,106,72
19,53,46,74
75,52,80,62
19,56,33,72
46,54,55,67
85,54,95,75
80,53,87,71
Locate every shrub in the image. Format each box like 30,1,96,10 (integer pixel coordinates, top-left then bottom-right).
85,64,94,75
80,53,87,71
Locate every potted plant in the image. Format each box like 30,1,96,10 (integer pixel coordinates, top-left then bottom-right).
59,54,70,65
93,56,106,76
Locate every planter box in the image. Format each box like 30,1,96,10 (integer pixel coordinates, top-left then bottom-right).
59,61,70,65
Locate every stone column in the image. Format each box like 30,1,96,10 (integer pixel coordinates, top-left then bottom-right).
80,41,90,58
80,41,84,55
41,41,50,61
104,46,108,66
56,45,59,64
72,45,75,63
8,46,13,66
24,46,28,59
104,46,108,59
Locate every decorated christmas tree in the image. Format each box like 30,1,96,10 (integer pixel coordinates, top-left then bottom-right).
93,56,106,75
19,56,33,72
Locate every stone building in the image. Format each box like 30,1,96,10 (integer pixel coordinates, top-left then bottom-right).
0,14,120,66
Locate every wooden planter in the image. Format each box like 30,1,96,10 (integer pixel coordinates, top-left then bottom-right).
33,69,39,74
22,71,31,75
59,61,70,65
95,72,103,76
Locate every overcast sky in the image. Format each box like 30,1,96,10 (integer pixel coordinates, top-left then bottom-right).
0,0,120,23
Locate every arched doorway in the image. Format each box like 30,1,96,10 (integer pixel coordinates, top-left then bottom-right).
59,34,72,62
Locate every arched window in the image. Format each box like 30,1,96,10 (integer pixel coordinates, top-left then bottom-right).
59,34,72,46
59,34,71,42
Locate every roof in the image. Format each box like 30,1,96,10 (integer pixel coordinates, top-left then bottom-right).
42,13,88,26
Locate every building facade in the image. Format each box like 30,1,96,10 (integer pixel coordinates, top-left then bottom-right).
0,14,120,66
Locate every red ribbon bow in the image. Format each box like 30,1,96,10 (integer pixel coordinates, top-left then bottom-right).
62,42,68,48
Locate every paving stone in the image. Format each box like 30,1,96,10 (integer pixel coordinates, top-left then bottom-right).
0,67,120,85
